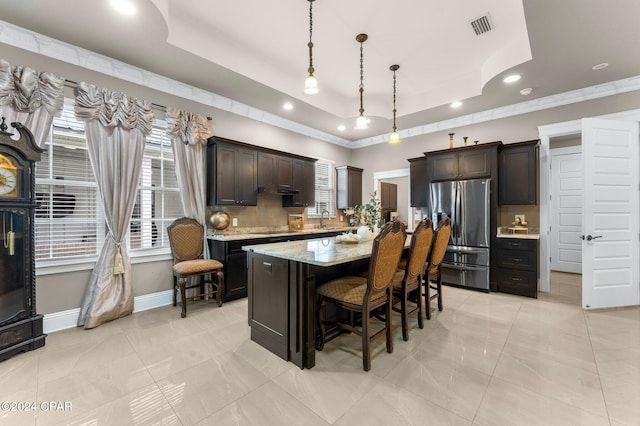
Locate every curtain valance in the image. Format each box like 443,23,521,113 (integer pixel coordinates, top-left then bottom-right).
166,107,211,145
74,81,153,135
0,58,65,116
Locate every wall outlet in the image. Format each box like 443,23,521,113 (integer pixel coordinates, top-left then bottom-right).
340,215,343,222
232,218,238,227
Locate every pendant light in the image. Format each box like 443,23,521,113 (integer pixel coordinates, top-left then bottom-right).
304,0,318,95
388,64,401,144
355,33,368,129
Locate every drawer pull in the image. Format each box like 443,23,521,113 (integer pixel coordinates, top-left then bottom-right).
263,262,272,272
510,277,523,282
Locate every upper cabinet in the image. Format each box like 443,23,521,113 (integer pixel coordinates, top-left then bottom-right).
208,137,317,208
427,146,493,181
335,165,363,209
207,138,257,206
283,158,316,208
499,140,538,205
408,157,428,207
257,152,293,193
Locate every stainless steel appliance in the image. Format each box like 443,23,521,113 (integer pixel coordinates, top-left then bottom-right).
429,178,491,291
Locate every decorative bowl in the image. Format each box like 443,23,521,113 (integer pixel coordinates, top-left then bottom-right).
209,211,231,230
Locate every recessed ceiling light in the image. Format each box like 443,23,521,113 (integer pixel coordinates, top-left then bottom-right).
592,62,609,70
337,125,346,131
503,74,521,83
283,102,293,110
110,0,136,15
450,101,462,108
520,87,532,96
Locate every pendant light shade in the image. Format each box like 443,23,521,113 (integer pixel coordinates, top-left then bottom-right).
304,0,318,94
355,33,368,129
389,64,401,144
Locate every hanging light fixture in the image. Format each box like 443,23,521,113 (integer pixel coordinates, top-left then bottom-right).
355,33,368,129
304,0,318,95
388,64,401,144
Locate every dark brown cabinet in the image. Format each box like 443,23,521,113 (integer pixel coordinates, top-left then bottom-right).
495,238,538,298
257,152,293,193
427,147,492,181
283,159,316,208
380,181,397,210
336,165,363,209
247,252,289,360
408,157,428,207
209,230,344,301
207,138,257,206
499,140,538,205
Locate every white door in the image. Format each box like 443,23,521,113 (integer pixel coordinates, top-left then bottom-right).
550,148,582,273
582,118,640,309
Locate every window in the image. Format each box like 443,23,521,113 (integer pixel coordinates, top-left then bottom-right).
35,102,103,261
129,123,182,251
35,99,179,264
308,159,334,216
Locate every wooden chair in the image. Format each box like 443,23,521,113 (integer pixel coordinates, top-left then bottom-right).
316,220,407,371
167,217,224,318
390,218,434,340
425,217,451,320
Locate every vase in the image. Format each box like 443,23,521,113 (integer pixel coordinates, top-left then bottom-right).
357,225,373,241
448,132,455,149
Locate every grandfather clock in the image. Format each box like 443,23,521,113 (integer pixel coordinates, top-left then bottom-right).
0,118,46,362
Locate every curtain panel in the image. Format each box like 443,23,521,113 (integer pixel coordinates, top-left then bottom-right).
75,82,153,329
0,58,65,147
166,108,211,233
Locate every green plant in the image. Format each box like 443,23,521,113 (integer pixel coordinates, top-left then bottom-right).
344,191,384,231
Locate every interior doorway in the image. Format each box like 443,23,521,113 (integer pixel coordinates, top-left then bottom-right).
550,142,582,274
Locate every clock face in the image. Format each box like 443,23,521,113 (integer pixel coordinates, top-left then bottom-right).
0,154,20,198
0,167,17,195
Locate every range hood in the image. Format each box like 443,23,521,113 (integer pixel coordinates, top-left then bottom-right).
257,185,300,195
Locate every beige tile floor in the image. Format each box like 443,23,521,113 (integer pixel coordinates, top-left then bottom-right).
1,271,639,425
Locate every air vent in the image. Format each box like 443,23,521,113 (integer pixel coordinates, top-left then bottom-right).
470,14,493,36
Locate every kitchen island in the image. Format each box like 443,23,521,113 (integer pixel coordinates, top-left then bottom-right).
242,235,410,369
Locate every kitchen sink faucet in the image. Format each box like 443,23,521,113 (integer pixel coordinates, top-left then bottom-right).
320,209,330,228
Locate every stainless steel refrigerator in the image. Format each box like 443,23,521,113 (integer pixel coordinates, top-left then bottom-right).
429,178,491,291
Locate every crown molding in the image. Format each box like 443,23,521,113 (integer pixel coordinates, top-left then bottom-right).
0,20,352,148
351,75,640,148
2,20,638,151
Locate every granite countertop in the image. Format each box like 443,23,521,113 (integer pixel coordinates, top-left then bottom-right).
496,225,540,240
242,235,412,267
207,227,355,242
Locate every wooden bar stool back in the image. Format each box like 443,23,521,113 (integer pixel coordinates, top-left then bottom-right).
316,220,407,371
167,217,224,318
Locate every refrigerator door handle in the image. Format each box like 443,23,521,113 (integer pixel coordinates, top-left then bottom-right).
443,263,488,272
455,181,462,245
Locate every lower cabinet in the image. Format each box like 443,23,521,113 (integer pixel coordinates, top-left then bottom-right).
209,231,344,302
495,238,538,298
247,253,289,360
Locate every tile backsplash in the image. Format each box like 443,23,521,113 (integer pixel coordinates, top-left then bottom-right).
498,205,540,231
207,193,343,233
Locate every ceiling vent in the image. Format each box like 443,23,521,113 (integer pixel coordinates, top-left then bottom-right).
470,14,493,36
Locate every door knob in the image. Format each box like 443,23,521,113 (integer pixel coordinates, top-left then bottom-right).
581,235,603,241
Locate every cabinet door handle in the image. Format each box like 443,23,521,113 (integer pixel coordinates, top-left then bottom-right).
263,262,272,272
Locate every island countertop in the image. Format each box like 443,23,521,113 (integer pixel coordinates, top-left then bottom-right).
242,235,411,267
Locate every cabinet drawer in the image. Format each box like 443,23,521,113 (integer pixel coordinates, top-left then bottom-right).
495,238,536,251
496,269,537,298
496,249,537,271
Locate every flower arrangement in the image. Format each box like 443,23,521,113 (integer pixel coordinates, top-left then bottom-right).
343,191,385,231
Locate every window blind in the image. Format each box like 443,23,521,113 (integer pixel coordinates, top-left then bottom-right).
308,160,334,216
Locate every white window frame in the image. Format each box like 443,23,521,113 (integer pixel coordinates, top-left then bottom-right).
307,158,335,218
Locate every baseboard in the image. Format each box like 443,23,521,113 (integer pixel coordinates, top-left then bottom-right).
42,290,174,334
